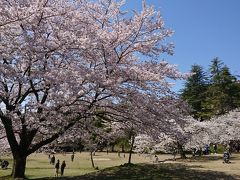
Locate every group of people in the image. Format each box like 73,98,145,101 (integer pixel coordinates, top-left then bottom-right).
49,154,66,177
191,144,231,164
55,159,66,177
192,144,218,157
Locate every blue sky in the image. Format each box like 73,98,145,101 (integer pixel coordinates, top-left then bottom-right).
126,0,240,92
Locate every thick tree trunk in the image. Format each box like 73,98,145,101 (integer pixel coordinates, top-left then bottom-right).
1,111,79,179
11,155,27,179
128,136,135,164
177,142,186,159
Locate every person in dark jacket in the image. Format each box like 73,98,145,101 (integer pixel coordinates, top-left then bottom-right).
61,160,66,176
51,155,55,165
55,159,60,177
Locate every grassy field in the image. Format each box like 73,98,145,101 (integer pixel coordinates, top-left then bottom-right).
1,152,240,179
0,152,151,179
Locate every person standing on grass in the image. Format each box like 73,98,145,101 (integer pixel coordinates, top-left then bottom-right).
71,152,74,162
154,155,159,163
61,160,66,176
213,144,217,154
55,159,60,177
51,155,55,165
172,147,177,160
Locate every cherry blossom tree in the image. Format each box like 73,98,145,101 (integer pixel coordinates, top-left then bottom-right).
167,110,240,156
207,109,240,145
180,110,240,153
183,110,240,155
134,117,210,158
134,134,154,154
0,0,186,178
134,110,240,160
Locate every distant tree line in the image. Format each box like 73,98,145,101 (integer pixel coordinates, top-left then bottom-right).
181,57,240,120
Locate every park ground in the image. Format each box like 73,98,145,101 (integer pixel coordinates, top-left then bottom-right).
1,152,240,179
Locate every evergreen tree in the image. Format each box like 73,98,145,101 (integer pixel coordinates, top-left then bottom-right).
206,61,240,115
182,58,240,119
209,57,224,84
181,64,208,119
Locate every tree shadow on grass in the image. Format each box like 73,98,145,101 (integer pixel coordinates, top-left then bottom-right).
36,163,240,180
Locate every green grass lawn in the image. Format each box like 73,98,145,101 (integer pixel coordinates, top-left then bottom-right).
0,152,150,179
1,152,240,179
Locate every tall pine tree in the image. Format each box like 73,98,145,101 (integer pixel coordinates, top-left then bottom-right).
181,64,208,120
181,58,240,119
205,58,240,115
